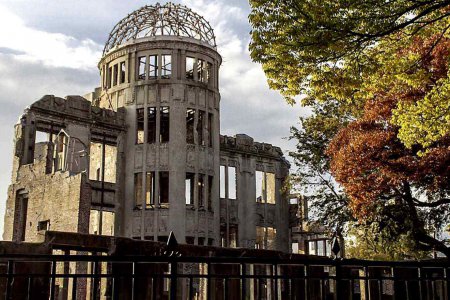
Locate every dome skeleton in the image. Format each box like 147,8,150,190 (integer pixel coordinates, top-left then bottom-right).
103,2,217,55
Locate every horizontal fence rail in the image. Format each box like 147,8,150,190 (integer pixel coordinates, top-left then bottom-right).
0,254,449,300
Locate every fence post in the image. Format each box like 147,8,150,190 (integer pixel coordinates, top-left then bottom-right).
170,259,178,300
335,261,342,300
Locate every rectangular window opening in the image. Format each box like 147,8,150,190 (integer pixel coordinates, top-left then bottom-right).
149,55,158,79
37,220,50,231
186,56,195,79
161,55,172,79
138,56,146,80
197,59,205,82
228,166,237,200
160,107,170,143
266,172,276,204
148,107,156,144
208,175,213,211
120,61,126,84
159,171,169,204
207,62,213,84
197,110,205,146
108,67,112,88
136,108,145,144
134,173,143,209
208,113,213,147
198,174,205,207
146,172,155,207
219,165,226,198
113,64,118,86
185,173,195,205
186,109,195,144
255,171,264,203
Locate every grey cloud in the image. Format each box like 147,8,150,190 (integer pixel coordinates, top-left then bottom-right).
0,47,26,55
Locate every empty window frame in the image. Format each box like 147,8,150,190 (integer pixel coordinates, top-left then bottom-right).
197,110,205,145
148,107,157,144
149,55,158,79
138,56,146,80
146,172,155,207
120,61,126,84
255,171,264,203
161,55,172,79
197,59,205,82
136,108,145,144
219,165,226,198
107,66,112,88
134,173,143,208
159,171,169,204
198,174,205,207
186,56,195,79
160,107,170,143
208,113,213,147
207,62,213,84
228,167,236,199
186,109,195,144
265,172,276,204
208,175,213,211
185,173,195,205
113,64,118,86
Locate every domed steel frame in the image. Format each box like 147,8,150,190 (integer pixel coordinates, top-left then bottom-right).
103,2,217,55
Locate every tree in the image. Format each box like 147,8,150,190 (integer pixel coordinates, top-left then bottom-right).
249,0,450,147
327,32,450,256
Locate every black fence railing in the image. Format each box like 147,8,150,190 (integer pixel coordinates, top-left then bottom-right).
0,254,449,300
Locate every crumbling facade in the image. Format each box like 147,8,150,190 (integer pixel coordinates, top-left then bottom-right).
3,3,290,252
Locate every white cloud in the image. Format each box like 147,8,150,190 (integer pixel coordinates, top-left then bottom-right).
0,4,102,69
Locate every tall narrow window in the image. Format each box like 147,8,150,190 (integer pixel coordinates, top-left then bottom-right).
134,173,143,208
208,113,213,147
108,66,112,88
186,56,195,79
207,62,213,84
159,172,169,204
197,59,205,82
149,55,158,79
162,55,171,79
197,110,205,145
136,108,144,144
113,64,118,86
255,171,264,203
198,174,205,207
186,109,195,144
120,62,126,84
266,172,276,204
146,172,155,207
185,173,195,205
208,175,213,211
160,107,170,143
228,167,237,199
220,165,226,198
138,56,146,80
147,107,156,144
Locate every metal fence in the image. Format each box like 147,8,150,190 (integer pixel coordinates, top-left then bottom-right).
0,253,449,300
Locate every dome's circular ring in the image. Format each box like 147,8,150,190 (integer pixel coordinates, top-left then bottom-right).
103,2,216,55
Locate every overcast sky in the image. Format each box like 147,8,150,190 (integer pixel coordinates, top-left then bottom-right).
0,0,307,236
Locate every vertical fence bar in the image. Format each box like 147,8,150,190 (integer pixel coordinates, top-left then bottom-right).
170,259,178,300
72,277,77,300
241,263,247,300
335,262,342,300
445,268,450,300
5,260,13,300
26,277,31,300
224,277,228,300
152,275,157,300
304,265,309,300
418,267,423,300
50,259,57,300
364,266,369,300
207,262,211,300
131,261,136,300
92,259,99,300
274,263,278,300
189,276,193,300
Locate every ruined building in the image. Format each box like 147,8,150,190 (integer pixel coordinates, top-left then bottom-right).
3,3,290,252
